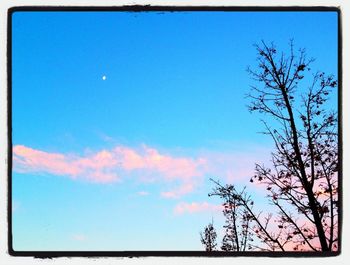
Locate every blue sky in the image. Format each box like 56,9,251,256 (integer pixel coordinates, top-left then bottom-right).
11,10,338,251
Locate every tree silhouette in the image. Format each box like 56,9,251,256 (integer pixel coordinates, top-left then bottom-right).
200,221,218,251
209,180,254,251
203,41,338,252
209,179,286,251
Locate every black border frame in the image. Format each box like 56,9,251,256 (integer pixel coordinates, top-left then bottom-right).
7,5,342,258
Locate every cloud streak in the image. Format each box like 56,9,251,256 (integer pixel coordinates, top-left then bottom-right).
13,145,206,193
174,201,223,215
71,234,87,242
137,191,150,196
13,145,119,183
13,143,270,198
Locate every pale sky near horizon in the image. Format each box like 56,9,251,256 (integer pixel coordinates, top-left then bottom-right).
11,10,338,251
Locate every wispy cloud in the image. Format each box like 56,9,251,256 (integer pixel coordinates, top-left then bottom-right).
160,182,196,199
13,143,270,198
13,145,119,183
174,201,223,215
198,149,271,183
137,191,150,196
13,145,206,193
71,234,87,242
114,145,206,180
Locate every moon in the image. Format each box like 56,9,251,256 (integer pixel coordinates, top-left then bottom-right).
102,75,107,80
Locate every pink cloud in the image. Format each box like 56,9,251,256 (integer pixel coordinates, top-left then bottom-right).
13,144,206,190
14,145,79,175
137,191,150,196
13,143,271,198
114,146,206,180
13,145,119,183
201,149,271,183
174,201,223,215
114,146,145,170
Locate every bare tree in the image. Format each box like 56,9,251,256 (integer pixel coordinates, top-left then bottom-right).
200,221,218,251
247,40,338,251
209,180,254,251
209,180,287,251
204,41,338,252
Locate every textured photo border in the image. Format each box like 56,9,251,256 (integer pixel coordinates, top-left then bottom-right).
6,5,343,258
